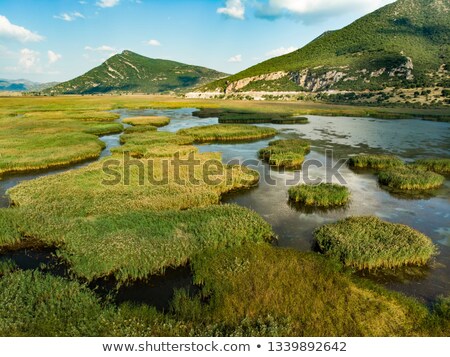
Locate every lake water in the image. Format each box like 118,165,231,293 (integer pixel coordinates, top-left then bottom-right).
1,107,449,304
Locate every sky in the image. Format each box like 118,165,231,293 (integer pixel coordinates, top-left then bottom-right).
0,0,395,83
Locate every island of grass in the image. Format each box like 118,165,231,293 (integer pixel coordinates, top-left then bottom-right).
378,166,445,191
412,158,450,175
348,154,404,170
259,139,310,169
123,116,171,127
288,183,350,207
177,124,277,143
314,216,437,270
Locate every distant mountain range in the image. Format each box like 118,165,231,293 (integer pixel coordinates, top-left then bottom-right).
0,79,58,92
45,51,228,95
199,0,449,103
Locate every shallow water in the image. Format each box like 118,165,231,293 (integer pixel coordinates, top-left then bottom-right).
1,107,449,305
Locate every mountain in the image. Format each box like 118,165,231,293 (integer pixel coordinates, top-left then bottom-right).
0,79,58,92
46,51,228,95
201,0,450,100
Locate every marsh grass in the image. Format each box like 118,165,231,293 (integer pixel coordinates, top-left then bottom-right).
259,139,310,169
412,158,450,175
314,216,438,270
0,209,23,248
113,131,195,158
182,244,431,336
123,125,157,134
348,154,404,170
177,124,277,143
0,259,17,275
288,183,350,207
0,271,108,336
58,205,274,283
123,116,171,127
378,167,445,190
0,114,123,176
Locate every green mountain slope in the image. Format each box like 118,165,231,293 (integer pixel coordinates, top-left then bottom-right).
47,51,227,94
203,0,450,95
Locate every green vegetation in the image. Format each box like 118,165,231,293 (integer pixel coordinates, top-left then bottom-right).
59,205,274,283
123,125,157,134
0,109,124,176
348,154,404,170
378,166,445,190
45,50,228,95
0,259,17,276
314,216,438,270
412,158,450,175
0,271,108,336
259,139,310,169
185,244,434,336
112,131,195,158
272,117,309,124
0,209,22,248
177,124,277,143
123,116,170,127
0,246,448,336
204,0,450,95
288,183,350,207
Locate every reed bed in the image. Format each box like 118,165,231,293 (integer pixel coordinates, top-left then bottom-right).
177,124,277,143
0,113,123,176
288,183,350,207
314,216,437,270
123,116,171,127
259,139,310,169
58,205,274,283
185,244,431,336
0,209,22,247
412,158,450,175
378,167,445,190
348,154,404,170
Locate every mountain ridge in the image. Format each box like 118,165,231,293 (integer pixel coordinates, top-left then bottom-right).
199,0,450,105
46,51,228,95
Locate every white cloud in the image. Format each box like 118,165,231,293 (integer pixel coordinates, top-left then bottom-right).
18,48,41,72
96,0,120,8
146,39,161,46
266,46,297,57
228,54,242,63
256,0,395,19
85,45,117,52
48,50,62,64
0,15,44,42
217,0,245,20
54,12,85,22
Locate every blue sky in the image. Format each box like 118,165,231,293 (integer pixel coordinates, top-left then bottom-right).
0,0,394,82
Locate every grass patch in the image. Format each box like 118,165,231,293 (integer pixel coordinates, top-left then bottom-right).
378,167,445,190
348,154,404,170
288,183,350,207
59,205,274,283
411,158,450,175
181,244,431,336
0,114,123,176
0,271,108,336
271,117,309,124
0,259,17,275
177,124,276,143
123,125,157,134
259,139,310,169
123,116,170,127
112,131,195,158
314,216,438,270
0,209,23,248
